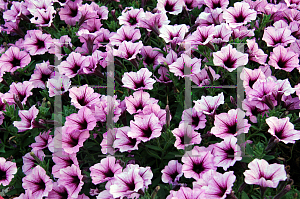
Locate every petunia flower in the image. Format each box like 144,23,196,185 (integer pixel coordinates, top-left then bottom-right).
195,8,224,27
68,84,101,109
3,1,29,22
262,26,296,47
266,117,300,144
242,98,268,123
0,157,17,186
123,164,153,189
240,67,266,93
192,66,220,87
122,68,156,91
161,160,183,184
77,4,98,27
140,46,164,69
23,30,53,55
155,66,172,84
2,81,34,106
169,53,201,78
181,146,217,181
159,24,188,44
52,150,79,179
194,92,224,116
47,182,71,199
180,107,206,130
113,126,141,153
58,164,84,198
223,2,257,28
246,38,268,65
183,0,203,10
90,156,123,185
172,123,202,150
118,7,145,28
13,106,44,132
213,44,248,72
156,0,185,15
14,190,33,199
282,94,300,111
57,52,90,78
268,45,299,72
30,7,56,27
231,25,255,40
46,73,71,97
128,113,162,142
244,158,287,188
0,46,31,74
139,12,170,35
212,136,242,171
185,24,215,46
30,129,53,152
167,186,206,199
61,127,90,154
113,41,143,60
64,106,97,132
22,165,53,198
29,60,55,89
109,25,141,46
201,171,236,199
109,165,144,199
59,0,82,26
22,150,45,175
210,108,251,139
211,23,232,44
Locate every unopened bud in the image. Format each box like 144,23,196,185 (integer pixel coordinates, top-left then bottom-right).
13,94,24,110
118,4,123,10
165,105,170,129
30,152,41,164
273,185,291,199
265,136,279,152
151,186,160,199
41,97,47,107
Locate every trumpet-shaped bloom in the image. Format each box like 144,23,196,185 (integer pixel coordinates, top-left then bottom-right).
167,186,206,199
30,129,53,152
196,8,223,27
30,7,56,27
161,160,183,184
240,67,266,93
122,68,156,91
0,157,17,186
113,41,143,60
212,136,242,171
46,73,71,97
159,24,188,44
262,26,296,47
156,0,185,15
23,30,53,55
61,127,90,154
118,7,145,28
22,165,53,198
192,66,220,87
52,150,79,178
180,108,206,130
223,2,257,28
22,150,45,175
244,159,287,188
68,84,101,109
59,0,82,26
204,0,229,10
113,126,141,152
169,54,201,78
182,147,217,181
109,25,141,46
212,23,232,44
90,156,122,185
185,25,215,45
140,46,164,69
246,38,268,65
13,105,41,132
139,12,170,35
242,98,268,123
268,45,299,72
213,44,248,72
2,81,34,106
128,113,162,142
266,117,300,144
172,123,202,150
29,60,55,89
58,164,84,198
211,108,251,139
0,46,31,74
100,128,117,155
194,92,224,116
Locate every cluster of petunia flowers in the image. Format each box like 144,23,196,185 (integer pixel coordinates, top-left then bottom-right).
0,0,300,198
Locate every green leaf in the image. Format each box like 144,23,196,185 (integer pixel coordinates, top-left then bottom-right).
145,145,162,151
145,147,161,160
241,157,253,163
263,155,275,161
246,143,254,156
251,195,259,199
242,191,250,199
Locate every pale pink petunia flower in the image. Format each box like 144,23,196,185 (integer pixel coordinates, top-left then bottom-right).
262,26,296,47
51,150,79,179
246,38,268,65
244,159,287,188
122,68,156,91
30,129,53,152
118,7,145,28
266,116,300,144
180,107,206,130
169,53,201,78
23,30,53,55
0,157,17,186
194,92,224,116
113,126,141,153
156,0,185,15
204,0,229,10
29,60,55,89
61,127,90,154
125,90,158,115
159,24,188,44
172,122,201,150
46,73,71,97
22,150,45,175
161,160,183,184
68,84,101,109
113,41,143,60
100,128,117,155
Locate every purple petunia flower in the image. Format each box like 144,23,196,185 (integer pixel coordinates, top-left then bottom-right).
246,38,268,65
212,136,242,171
128,113,162,142
266,116,300,144
156,0,185,15
114,41,143,60
90,156,122,185
113,126,141,153
223,2,257,28
118,7,145,28
186,24,215,46
22,150,45,175
242,98,268,123
180,107,206,130
213,44,248,72
182,146,217,181
23,30,53,55
29,60,55,89
46,73,71,97
69,84,101,109
204,0,229,10
244,159,287,188
100,128,117,155
140,46,164,69
52,150,79,179
22,165,53,198
109,25,141,46
167,186,206,199
161,160,183,184
30,129,53,152
172,123,202,150
169,53,201,78
0,157,17,186
268,45,300,72
210,108,251,139
194,92,224,116
122,68,156,91
61,127,90,154
139,12,170,35
262,26,296,47
58,164,84,198
2,81,34,106
13,106,43,132
59,0,82,26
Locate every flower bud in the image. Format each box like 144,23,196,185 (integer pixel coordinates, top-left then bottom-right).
273,184,291,199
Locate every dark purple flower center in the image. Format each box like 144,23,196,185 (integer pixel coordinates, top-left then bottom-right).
10,57,21,67
41,73,51,83
0,170,6,180
192,115,200,127
277,58,287,69
71,64,81,74
226,147,235,160
192,162,204,174
127,180,136,190
128,137,137,147
18,93,26,103
105,169,114,177
129,17,137,25
71,175,80,185
77,97,87,106
36,178,46,191
59,189,69,198
66,158,74,166
165,1,175,11
216,182,227,197
134,80,145,89
70,8,78,18
235,13,245,23
248,78,256,88
135,101,144,111
180,134,192,145
170,170,179,182
69,136,79,147
275,128,286,139
212,1,222,9
144,56,155,66
79,119,88,130
227,124,236,135
142,126,153,138
186,1,193,9
0,101,5,111
223,57,236,68
36,39,45,49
